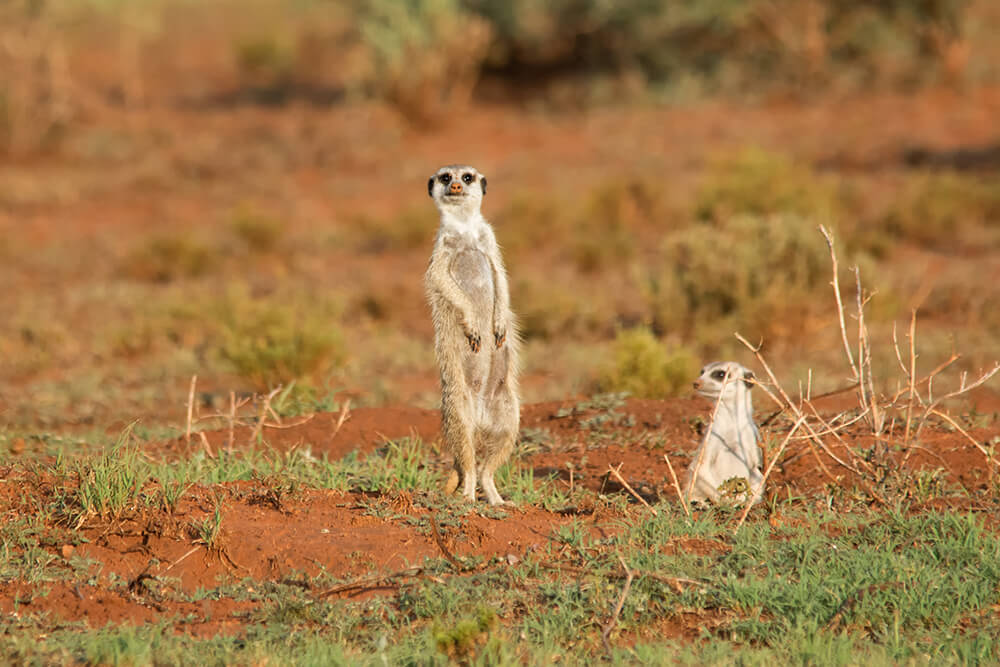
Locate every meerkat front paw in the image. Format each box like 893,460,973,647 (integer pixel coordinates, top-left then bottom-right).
466,331,481,352
494,329,506,349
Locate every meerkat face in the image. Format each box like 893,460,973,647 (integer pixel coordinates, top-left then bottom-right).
428,164,487,213
693,361,755,401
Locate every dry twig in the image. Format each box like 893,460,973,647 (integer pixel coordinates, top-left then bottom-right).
607,463,657,515
662,453,692,520
735,416,806,532
601,555,634,658
185,375,197,445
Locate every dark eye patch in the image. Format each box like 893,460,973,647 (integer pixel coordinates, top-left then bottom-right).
439,173,452,185
462,172,474,184
711,370,727,380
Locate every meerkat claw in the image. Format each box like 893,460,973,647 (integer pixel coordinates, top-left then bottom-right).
494,330,505,348
467,332,481,352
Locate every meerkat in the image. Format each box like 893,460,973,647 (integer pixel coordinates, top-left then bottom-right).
683,361,764,506
424,164,520,505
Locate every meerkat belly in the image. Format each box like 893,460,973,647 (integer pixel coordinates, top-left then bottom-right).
449,249,495,318
449,249,507,409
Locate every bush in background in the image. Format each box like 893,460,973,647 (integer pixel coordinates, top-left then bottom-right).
597,326,697,398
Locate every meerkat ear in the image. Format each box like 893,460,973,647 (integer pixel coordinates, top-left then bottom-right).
480,176,487,195
427,177,435,197
742,370,755,389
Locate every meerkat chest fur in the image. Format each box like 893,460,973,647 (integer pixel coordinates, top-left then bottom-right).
696,362,762,468
439,216,498,318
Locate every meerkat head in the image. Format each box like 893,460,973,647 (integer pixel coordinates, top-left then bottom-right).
428,164,487,217
693,361,755,402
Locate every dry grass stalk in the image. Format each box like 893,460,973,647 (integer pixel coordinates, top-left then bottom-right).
607,463,657,515
735,416,806,532
735,334,848,482
198,431,215,460
820,226,858,376
228,391,237,454
662,453,692,520
185,375,197,445
601,555,634,658
903,312,918,448
332,399,352,439
929,409,999,486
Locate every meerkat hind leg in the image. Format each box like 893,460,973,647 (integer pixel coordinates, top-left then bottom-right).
478,433,515,506
442,403,479,501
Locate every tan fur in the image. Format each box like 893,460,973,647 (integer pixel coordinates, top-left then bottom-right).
425,165,520,505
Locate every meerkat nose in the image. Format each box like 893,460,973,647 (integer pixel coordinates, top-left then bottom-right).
692,381,701,389
449,182,463,194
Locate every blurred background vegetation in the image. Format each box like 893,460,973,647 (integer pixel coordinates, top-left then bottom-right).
1,0,999,439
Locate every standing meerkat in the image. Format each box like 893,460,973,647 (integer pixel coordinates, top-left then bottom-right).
424,164,520,505
683,361,764,506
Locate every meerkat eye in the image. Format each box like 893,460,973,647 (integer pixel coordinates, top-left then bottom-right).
462,172,474,184
712,370,727,381
439,173,451,185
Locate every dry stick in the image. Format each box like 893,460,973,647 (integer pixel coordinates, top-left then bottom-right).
735,334,851,482
929,409,999,486
185,375,197,445
227,391,236,454
159,545,202,576
259,414,317,430
539,562,704,591
429,515,465,572
820,226,858,378
903,311,918,449
332,399,352,439
917,363,1000,436
662,454,692,521
684,372,732,499
249,386,283,447
734,416,806,532
854,269,884,435
601,555,634,659
198,431,215,459
802,400,875,474
759,381,860,428
319,566,426,598
607,463,657,515
791,406,870,441
888,352,961,406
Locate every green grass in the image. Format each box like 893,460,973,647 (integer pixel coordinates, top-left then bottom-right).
2,430,999,664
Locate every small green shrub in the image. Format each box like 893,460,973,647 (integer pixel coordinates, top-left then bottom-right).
597,326,697,398
235,34,295,83
879,171,1000,249
360,0,491,120
516,279,611,341
649,214,829,338
213,289,343,390
119,236,215,283
230,207,284,253
352,206,432,253
433,608,498,663
695,148,837,222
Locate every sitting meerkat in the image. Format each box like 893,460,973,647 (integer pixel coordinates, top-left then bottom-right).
683,361,764,506
424,164,520,505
